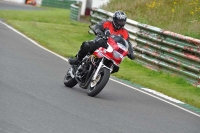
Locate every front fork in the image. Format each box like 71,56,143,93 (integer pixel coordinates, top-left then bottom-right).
69,67,75,78
92,58,112,81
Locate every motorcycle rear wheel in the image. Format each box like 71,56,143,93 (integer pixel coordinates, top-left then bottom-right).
63,68,77,88
87,67,110,97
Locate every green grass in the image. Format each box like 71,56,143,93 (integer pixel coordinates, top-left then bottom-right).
1,8,94,57
116,59,200,108
0,7,199,108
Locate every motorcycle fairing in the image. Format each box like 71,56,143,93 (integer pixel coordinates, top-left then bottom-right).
93,36,129,65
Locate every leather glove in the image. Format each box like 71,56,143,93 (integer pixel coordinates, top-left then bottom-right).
96,38,108,49
127,42,135,60
127,53,135,60
104,28,111,38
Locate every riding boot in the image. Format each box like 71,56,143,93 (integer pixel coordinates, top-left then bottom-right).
68,42,88,65
69,41,95,65
68,54,82,65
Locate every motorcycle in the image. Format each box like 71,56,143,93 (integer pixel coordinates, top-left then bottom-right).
63,32,129,97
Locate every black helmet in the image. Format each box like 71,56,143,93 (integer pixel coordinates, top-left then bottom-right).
112,11,127,30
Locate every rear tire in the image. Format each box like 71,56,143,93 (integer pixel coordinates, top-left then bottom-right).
87,68,110,97
63,68,77,88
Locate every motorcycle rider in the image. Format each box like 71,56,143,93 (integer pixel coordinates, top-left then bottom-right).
69,10,135,70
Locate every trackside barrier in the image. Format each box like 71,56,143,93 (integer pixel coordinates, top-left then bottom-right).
42,0,77,9
89,8,200,87
70,3,81,21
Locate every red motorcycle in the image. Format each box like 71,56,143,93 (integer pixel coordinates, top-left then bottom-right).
64,33,129,97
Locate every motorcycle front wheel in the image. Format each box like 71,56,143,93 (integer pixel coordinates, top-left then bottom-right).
63,68,77,88
87,67,110,97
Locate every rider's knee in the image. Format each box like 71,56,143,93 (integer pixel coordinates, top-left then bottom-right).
95,38,107,48
81,41,90,51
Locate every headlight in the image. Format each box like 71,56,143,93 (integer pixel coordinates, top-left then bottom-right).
113,50,123,59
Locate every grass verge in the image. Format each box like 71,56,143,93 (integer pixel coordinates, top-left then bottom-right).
0,7,199,108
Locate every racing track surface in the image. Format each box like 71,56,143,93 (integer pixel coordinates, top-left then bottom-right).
0,1,200,133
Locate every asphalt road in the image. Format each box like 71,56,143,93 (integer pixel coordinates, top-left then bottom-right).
0,1,200,133
0,0,42,10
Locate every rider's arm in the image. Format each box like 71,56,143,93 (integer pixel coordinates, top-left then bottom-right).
126,38,135,60
93,20,106,34
94,20,112,39
122,30,134,60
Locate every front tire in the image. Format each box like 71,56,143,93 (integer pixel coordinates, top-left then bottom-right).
63,68,77,88
87,68,110,97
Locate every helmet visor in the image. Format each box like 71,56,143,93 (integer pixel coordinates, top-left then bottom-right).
117,19,126,26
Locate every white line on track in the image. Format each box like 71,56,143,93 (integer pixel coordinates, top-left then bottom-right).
1,21,200,118
110,78,200,117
